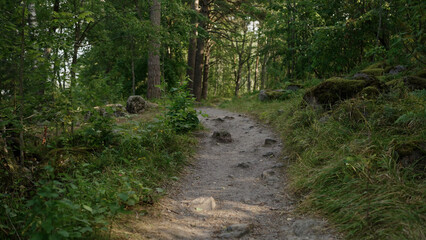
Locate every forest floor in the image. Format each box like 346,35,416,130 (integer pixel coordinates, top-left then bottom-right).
114,107,339,239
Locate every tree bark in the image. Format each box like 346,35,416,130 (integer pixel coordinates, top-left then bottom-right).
186,0,199,92
193,0,208,101
201,40,211,100
147,0,161,99
18,1,26,165
131,39,136,95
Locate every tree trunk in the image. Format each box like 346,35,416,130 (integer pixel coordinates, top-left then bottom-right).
260,53,268,90
254,54,259,91
193,0,208,101
147,0,161,99
186,0,199,92
131,39,136,95
201,40,211,100
18,1,26,165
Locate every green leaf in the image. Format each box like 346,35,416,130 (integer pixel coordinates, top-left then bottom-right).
82,205,93,213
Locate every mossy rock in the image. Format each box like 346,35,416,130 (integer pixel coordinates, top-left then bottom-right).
414,69,426,79
303,77,369,107
359,86,381,99
403,76,426,90
365,61,387,69
394,141,426,172
360,68,384,76
259,89,292,102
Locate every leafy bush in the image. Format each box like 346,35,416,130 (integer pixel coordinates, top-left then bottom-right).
164,85,199,133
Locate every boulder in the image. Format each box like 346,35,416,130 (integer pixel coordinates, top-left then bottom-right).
303,77,383,108
259,89,291,102
126,96,146,114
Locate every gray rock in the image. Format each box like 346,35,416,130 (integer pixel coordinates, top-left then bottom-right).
224,116,235,120
126,95,146,114
212,131,233,143
388,65,406,75
264,138,277,146
272,163,285,168
218,224,252,238
190,197,216,211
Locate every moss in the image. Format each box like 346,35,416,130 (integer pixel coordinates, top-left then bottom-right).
361,68,384,76
259,89,292,101
360,86,380,99
303,77,368,107
365,61,387,69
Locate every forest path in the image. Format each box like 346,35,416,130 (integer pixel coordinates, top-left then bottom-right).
117,108,337,239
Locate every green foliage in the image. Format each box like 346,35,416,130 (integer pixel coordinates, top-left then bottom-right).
0,114,196,239
164,85,200,133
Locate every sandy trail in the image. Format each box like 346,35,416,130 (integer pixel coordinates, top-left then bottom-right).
117,108,337,240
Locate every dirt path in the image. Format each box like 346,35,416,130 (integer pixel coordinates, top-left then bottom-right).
117,108,337,239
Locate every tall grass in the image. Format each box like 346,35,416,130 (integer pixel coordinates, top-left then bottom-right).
221,89,425,239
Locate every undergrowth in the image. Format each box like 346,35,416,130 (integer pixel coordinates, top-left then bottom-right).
0,88,199,239
220,88,425,239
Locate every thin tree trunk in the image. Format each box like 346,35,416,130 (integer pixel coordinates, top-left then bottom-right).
131,39,136,95
147,0,161,99
254,54,259,91
18,1,26,165
186,0,199,92
201,40,211,100
260,53,268,90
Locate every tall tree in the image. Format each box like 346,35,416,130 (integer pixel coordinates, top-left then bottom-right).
147,0,162,99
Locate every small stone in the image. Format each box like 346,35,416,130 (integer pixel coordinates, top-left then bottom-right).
218,224,252,238
272,163,285,168
190,197,216,211
236,162,250,169
261,169,278,181
263,152,275,157
228,175,235,179
213,117,225,122
224,116,235,120
264,138,277,146
249,126,254,129
212,131,233,143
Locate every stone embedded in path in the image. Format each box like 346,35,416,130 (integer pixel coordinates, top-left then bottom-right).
213,117,225,122
263,152,275,157
224,116,235,120
261,169,279,182
189,197,216,211
264,138,278,146
236,162,251,169
218,224,252,238
212,131,233,143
